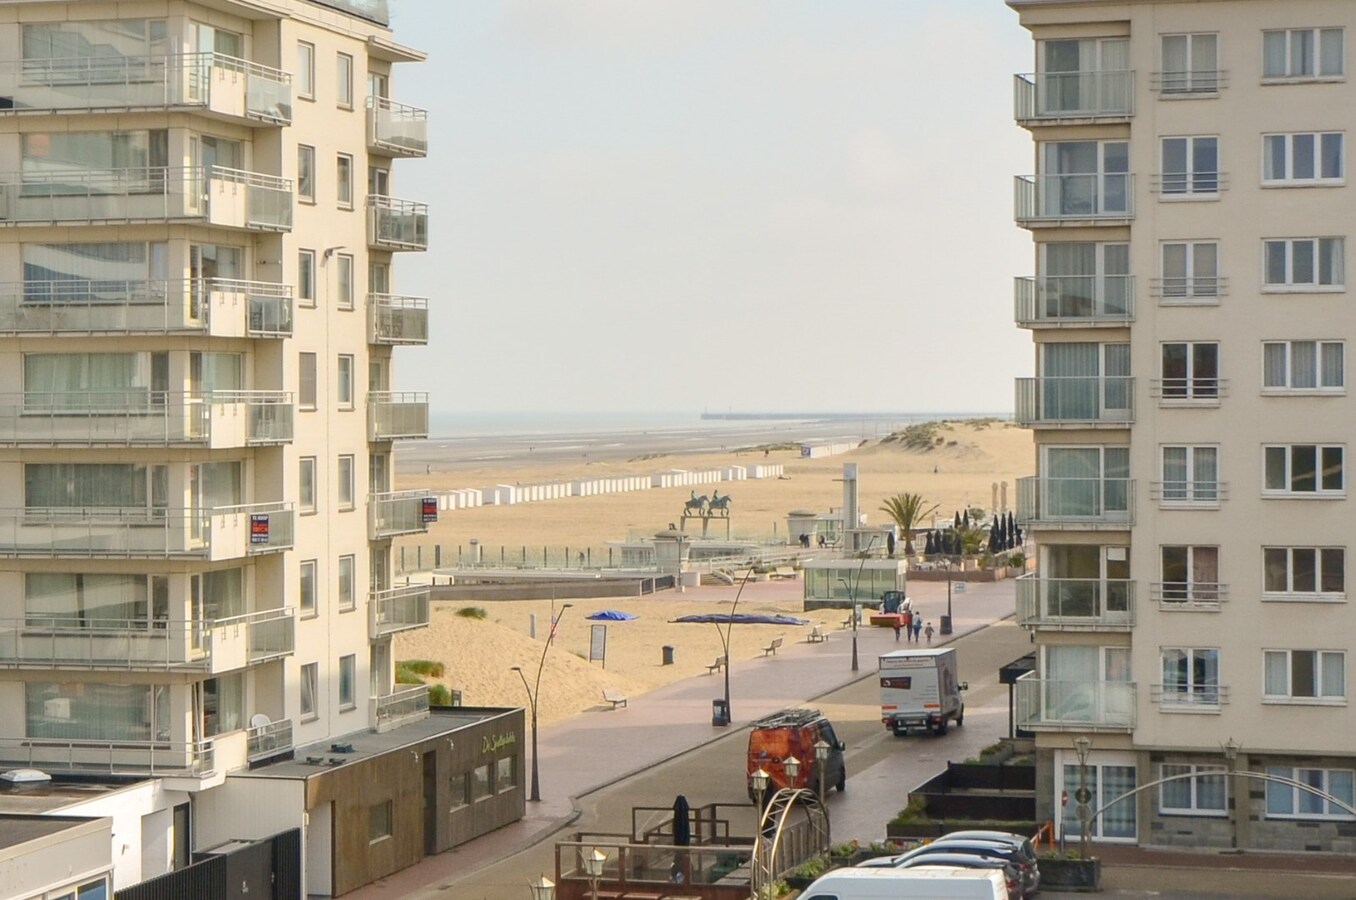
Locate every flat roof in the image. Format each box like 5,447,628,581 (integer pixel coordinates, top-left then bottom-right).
0,778,144,816
0,814,105,853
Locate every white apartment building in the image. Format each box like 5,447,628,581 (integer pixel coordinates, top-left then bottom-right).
1010,0,1356,853
0,3,526,897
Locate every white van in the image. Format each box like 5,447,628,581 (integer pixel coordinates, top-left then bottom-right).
799,865,1009,900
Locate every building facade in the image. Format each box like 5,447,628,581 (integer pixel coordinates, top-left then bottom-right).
1010,0,1356,852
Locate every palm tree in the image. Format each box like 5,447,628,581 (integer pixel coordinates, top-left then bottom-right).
878,493,939,556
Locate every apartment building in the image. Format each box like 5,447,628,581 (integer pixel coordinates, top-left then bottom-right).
1010,0,1355,852
0,2,525,896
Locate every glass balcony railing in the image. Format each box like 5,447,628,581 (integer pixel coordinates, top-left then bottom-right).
368,391,429,441
0,501,294,559
367,195,428,250
1014,377,1134,426
0,391,292,447
1014,275,1134,326
369,490,434,540
369,585,431,639
0,53,291,123
1015,174,1135,225
371,684,429,731
0,166,292,230
246,717,293,763
1014,70,1134,122
0,736,214,777
1015,575,1135,629
369,293,428,344
0,278,292,337
366,96,427,156
1015,672,1136,731
1017,475,1134,527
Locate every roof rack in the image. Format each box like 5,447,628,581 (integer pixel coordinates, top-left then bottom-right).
750,708,824,729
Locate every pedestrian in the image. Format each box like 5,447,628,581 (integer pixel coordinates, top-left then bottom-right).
924,621,935,644
902,610,914,642
893,619,901,642
913,616,923,642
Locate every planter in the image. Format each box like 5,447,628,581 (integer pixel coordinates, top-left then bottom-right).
785,873,817,890
1038,856,1102,892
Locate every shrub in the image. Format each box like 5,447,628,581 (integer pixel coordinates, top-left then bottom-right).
456,606,487,619
427,684,452,705
401,659,446,678
890,794,930,825
1008,552,1026,568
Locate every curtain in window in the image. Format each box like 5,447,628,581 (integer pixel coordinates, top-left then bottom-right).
25,463,147,509
1102,244,1130,315
1047,645,1097,722
26,682,156,741
1322,343,1344,386
1322,653,1345,698
24,352,144,409
1194,448,1218,501
1264,650,1288,695
1045,447,1100,516
1042,343,1100,420
22,130,169,194
300,665,316,716
1103,344,1131,414
23,242,167,303
1162,449,1187,500
1101,765,1137,837
1043,141,1098,216
197,461,242,510
1264,344,1288,387
1100,40,1130,111
1043,243,1096,317
1292,342,1318,388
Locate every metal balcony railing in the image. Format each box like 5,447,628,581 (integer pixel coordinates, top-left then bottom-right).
1015,576,1134,629
1151,582,1228,609
214,607,296,663
366,96,428,156
369,490,433,540
1015,173,1135,225
367,195,428,250
1151,683,1228,710
1014,275,1134,326
369,585,431,638
1016,476,1134,527
1015,672,1136,731
371,684,429,729
1152,69,1226,94
1153,275,1226,303
1151,481,1228,506
0,391,292,447
0,736,214,777
1014,377,1134,426
368,293,428,344
246,717,293,763
1151,378,1227,403
368,392,429,441
1014,70,1134,122
0,501,293,558
0,52,291,123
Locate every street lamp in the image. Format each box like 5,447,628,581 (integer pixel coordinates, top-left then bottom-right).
528,874,555,900
714,570,754,726
511,601,573,802
847,535,880,672
942,554,955,636
783,754,801,788
752,766,770,812
583,848,607,900
814,738,832,842
1073,735,1092,860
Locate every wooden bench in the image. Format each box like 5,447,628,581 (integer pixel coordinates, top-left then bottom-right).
706,656,727,674
772,566,799,580
602,688,628,709
762,636,784,656
807,626,828,643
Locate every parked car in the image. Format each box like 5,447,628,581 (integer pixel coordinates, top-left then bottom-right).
745,708,845,800
897,856,1021,900
885,839,1038,899
943,831,1039,888
799,866,1010,900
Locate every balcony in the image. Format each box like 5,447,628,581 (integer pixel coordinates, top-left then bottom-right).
1015,576,1134,630
0,607,294,673
367,96,428,157
1013,70,1134,124
0,53,291,124
1014,377,1134,428
0,501,294,559
369,293,428,345
1151,582,1228,611
1151,378,1227,406
0,167,292,231
1015,174,1134,227
246,717,293,764
1150,481,1227,508
368,392,429,441
1153,275,1226,305
1014,275,1134,327
1016,476,1134,529
371,683,430,732
369,490,434,540
369,585,431,639
1015,672,1135,732
367,195,428,250
0,736,215,779
1151,683,1228,712
1152,69,1226,95
0,391,293,448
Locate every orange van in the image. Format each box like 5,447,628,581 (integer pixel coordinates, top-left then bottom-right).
745,708,846,800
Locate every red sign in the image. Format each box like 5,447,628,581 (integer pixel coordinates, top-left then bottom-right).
250,514,270,544
421,497,438,523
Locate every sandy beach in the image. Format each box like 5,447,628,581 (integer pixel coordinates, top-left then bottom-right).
392,420,1033,724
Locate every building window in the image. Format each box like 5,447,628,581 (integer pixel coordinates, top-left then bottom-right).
1161,446,1219,504
338,554,355,610
1161,241,1219,301
450,772,469,810
1160,33,1219,94
300,662,318,721
300,559,317,618
339,653,355,710
472,764,492,801
1160,136,1219,195
298,249,315,306
1159,764,1226,815
298,352,317,410
336,154,353,208
1265,650,1346,701
1160,546,1220,603
336,253,354,310
299,457,316,513
1263,28,1344,80
1263,237,1344,289
1265,767,1355,820
1264,444,1345,495
495,756,515,793
1263,341,1344,392
1264,547,1345,599
297,42,315,99
1161,342,1219,399
337,53,354,108
1263,133,1343,185
1160,648,1220,706
297,145,315,202
337,455,355,510
368,799,392,842
337,355,354,409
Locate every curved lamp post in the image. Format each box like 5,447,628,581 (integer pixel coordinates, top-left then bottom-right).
511,601,573,802
528,874,555,900
1073,735,1093,860
714,569,755,725
848,534,880,672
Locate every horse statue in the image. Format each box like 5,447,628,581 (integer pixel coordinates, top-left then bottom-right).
683,494,708,514
708,492,732,515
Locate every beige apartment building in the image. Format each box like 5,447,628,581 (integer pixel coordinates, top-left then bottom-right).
1011,0,1356,852
0,2,525,897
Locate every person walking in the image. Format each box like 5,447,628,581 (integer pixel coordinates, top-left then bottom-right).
902,610,914,643
924,621,935,644
913,616,923,642
893,618,901,642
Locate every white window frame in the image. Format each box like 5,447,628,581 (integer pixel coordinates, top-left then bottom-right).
1054,749,1139,843
1160,135,1219,196
1264,649,1346,702
336,153,353,208
1160,446,1219,504
299,559,317,618
300,661,318,721
337,52,354,108
298,249,315,307
1262,132,1344,186
1263,546,1345,600
298,352,317,410
1160,33,1219,95
337,454,355,510
337,354,354,409
338,553,355,611
339,653,355,710
1160,241,1219,301
1263,237,1345,291
336,253,354,310
1160,341,1220,400
1160,647,1221,707
297,144,315,203
1265,767,1355,821
1264,444,1345,496
1159,545,1220,603
1262,340,1344,393
296,41,315,100
299,456,316,513
1158,763,1227,817
1262,28,1345,81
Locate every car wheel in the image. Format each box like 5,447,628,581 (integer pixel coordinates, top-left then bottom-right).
836,766,846,792
956,704,965,726
892,725,906,737
936,719,948,736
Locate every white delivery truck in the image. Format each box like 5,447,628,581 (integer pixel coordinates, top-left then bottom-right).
799,866,1009,900
879,646,966,736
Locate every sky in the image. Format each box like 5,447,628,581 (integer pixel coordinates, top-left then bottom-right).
386,0,1033,415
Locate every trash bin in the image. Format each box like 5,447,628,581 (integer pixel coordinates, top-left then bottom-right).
939,614,953,635
662,645,675,666
712,698,730,727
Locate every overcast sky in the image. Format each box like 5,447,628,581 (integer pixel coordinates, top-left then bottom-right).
387,1,1032,415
